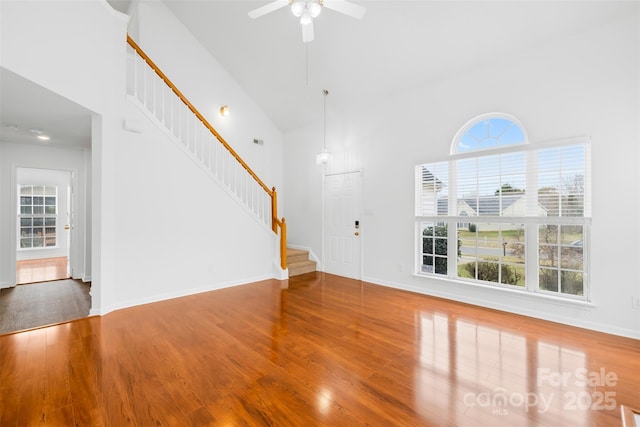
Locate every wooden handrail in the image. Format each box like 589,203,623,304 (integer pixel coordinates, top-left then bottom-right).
126,35,287,271
126,35,271,196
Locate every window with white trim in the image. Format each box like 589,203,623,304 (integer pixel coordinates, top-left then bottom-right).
416,114,590,300
18,185,57,249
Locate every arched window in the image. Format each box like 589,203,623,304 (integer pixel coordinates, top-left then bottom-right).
415,113,590,301
452,113,527,154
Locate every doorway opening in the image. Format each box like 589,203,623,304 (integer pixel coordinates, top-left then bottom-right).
16,168,73,282
1,167,90,334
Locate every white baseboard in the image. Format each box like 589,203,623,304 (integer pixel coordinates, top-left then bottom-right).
362,275,640,341
0,281,15,289
92,274,275,317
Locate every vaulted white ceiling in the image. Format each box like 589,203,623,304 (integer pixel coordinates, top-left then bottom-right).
161,0,634,131
1,1,633,148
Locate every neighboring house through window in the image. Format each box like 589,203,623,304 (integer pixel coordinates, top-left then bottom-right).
415,113,590,299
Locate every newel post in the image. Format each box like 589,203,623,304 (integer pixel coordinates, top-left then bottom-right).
271,187,278,233
280,218,287,270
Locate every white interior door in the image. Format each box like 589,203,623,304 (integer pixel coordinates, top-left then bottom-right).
16,168,72,267
323,171,362,279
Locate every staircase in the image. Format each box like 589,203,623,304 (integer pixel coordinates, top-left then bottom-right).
287,248,317,277
126,35,287,273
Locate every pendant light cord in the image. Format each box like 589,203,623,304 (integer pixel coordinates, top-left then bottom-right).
322,89,328,150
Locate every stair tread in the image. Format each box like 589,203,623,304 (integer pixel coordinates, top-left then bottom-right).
288,260,316,266
287,248,309,256
285,248,316,277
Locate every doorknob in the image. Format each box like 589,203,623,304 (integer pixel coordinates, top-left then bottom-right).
64,224,70,230
354,231,359,236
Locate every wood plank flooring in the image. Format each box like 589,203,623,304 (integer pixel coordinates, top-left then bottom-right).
16,256,69,284
0,272,638,426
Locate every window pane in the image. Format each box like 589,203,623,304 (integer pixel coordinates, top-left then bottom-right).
503,264,525,286
33,186,45,196
458,223,525,286
20,238,32,248
45,196,56,206
509,243,525,265
33,237,43,247
45,206,56,215
33,196,44,205
560,272,583,296
455,117,526,153
539,268,558,292
561,246,583,270
45,218,56,227
560,225,582,245
33,206,44,214
539,225,558,244
435,237,448,256
416,163,448,216
537,145,585,218
435,257,448,275
422,255,434,273
538,224,584,295
33,217,44,227
539,244,558,268
421,222,448,275
20,218,32,227
20,196,32,206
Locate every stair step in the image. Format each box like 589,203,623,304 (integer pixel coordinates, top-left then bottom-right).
286,248,317,277
288,260,317,277
287,248,311,264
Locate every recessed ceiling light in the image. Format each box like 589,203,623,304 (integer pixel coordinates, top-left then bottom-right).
37,134,51,141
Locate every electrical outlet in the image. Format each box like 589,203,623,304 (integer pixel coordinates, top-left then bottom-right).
632,296,640,309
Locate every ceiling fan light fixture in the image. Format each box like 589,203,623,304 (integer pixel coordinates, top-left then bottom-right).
300,10,312,26
308,1,322,18
290,0,304,17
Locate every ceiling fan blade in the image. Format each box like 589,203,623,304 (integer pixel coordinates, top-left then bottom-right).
322,0,366,19
302,21,314,43
248,0,289,19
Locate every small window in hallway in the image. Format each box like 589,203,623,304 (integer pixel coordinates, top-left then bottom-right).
18,185,57,248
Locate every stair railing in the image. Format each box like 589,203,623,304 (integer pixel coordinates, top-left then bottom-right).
126,35,287,270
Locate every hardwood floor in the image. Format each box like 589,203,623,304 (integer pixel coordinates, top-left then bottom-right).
0,273,638,426
16,256,69,284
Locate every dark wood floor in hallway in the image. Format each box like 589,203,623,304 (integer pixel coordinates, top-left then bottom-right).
1,273,638,426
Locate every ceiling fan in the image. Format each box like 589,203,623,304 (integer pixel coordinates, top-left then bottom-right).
248,0,366,43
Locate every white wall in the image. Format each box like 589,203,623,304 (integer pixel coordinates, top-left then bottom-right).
133,1,285,212
284,11,640,338
1,0,285,315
